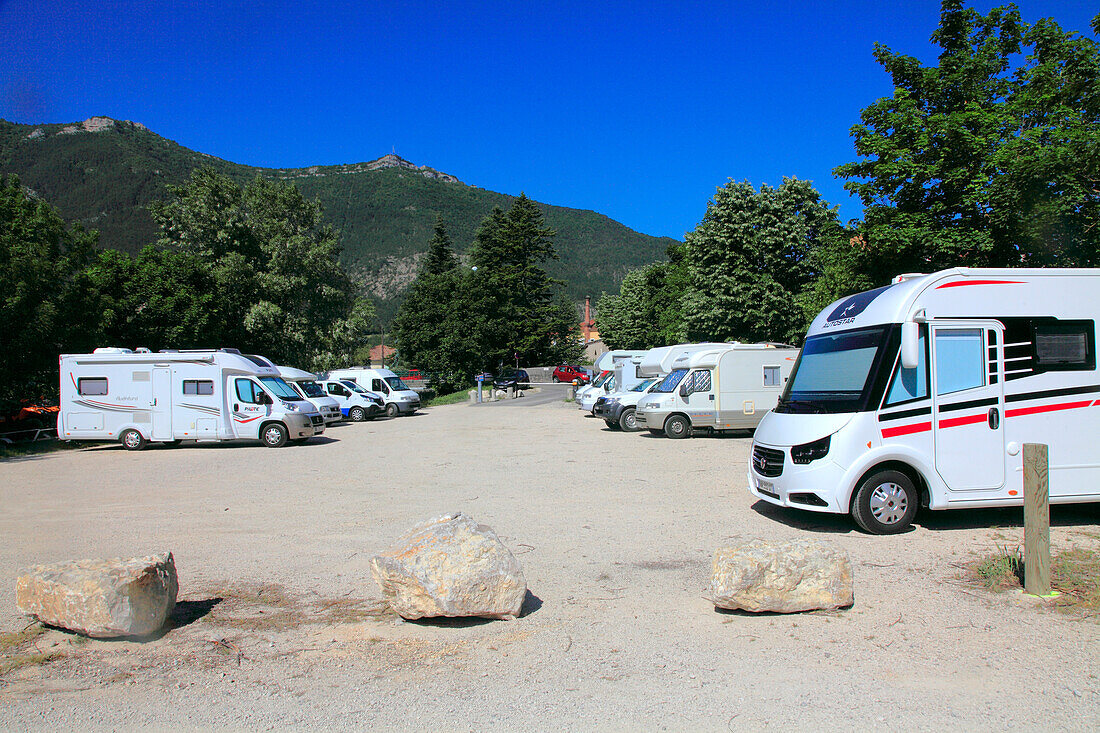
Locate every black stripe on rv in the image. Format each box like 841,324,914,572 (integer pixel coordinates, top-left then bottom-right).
878,406,932,422
1004,384,1100,404
938,396,999,413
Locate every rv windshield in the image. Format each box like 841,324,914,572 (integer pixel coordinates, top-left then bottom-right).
298,380,326,398
384,376,409,391
592,371,611,388
631,379,656,392
777,326,890,414
259,376,305,401
341,380,368,394
651,369,688,394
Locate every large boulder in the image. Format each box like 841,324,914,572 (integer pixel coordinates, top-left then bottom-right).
371,513,526,620
711,539,853,613
16,552,179,637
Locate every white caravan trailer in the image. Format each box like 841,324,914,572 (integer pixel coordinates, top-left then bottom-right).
749,268,1100,534
323,367,420,416
59,348,324,450
277,366,343,424
635,343,798,437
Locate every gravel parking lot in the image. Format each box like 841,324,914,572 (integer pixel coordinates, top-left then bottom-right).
2,398,1098,730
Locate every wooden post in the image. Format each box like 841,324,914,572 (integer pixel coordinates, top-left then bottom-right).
1023,443,1050,596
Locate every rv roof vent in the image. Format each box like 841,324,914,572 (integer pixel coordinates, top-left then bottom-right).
135,347,151,353
892,272,927,283
219,348,242,354
93,347,133,354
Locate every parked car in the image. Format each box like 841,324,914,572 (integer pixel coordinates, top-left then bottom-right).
493,369,530,390
552,365,590,384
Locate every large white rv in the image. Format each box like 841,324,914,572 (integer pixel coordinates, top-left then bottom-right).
635,343,799,437
749,268,1100,534
59,348,324,450
575,350,647,411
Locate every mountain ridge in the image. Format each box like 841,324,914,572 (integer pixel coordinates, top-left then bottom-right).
1,116,676,318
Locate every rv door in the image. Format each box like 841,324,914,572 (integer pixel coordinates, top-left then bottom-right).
151,368,173,441
931,322,1005,491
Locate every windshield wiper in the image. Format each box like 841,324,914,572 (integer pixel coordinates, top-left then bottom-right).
777,398,827,414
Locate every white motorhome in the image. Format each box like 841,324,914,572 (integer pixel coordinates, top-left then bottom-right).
749,268,1100,534
635,343,798,438
277,366,343,424
59,348,324,450
317,379,385,421
575,350,646,411
324,368,421,416
592,377,660,431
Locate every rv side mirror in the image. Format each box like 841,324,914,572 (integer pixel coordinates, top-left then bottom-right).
901,321,920,370
679,382,690,398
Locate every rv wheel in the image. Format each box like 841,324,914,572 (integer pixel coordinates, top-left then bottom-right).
619,408,640,432
851,470,918,534
385,403,399,418
349,406,367,422
120,429,146,451
664,414,691,439
261,423,288,448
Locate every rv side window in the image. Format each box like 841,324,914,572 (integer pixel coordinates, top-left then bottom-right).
183,380,214,396
884,330,928,406
935,329,985,396
372,379,388,393
692,370,712,392
1034,321,1094,370
77,377,108,396
327,383,347,396
763,366,780,387
234,378,263,404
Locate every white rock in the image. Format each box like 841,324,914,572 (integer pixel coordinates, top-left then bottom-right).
370,513,526,620
711,539,853,613
16,553,179,637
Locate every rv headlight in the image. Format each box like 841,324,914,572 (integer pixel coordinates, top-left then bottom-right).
281,400,300,411
791,435,831,465
606,397,620,405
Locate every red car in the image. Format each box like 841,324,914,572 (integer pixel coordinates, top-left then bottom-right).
552,365,590,384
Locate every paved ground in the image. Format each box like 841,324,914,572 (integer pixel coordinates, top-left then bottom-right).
1,397,1098,730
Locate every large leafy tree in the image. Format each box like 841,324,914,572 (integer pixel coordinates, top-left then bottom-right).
836,0,1100,279
597,243,689,349
681,178,845,345
0,175,98,411
150,168,373,368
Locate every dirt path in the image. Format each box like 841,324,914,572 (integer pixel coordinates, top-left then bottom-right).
1,399,1098,730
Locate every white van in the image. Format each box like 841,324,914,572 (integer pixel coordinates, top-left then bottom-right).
576,350,647,410
749,268,1100,534
324,368,421,417
317,379,385,421
592,377,660,431
277,366,343,424
59,348,324,449
635,343,799,438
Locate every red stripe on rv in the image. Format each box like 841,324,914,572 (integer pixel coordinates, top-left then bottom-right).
934,280,1024,289
938,413,988,429
881,421,931,438
1005,399,1093,419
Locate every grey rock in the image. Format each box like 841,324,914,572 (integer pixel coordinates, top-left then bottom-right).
711,539,853,613
16,552,179,637
370,513,526,620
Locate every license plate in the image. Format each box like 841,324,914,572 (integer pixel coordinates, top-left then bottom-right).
756,479,774,493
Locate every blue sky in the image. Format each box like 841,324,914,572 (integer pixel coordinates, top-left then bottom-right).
1,0,1096,241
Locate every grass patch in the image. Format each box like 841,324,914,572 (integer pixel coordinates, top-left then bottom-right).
0,439,77,460
969,545,1100,617
424,389,472,407
0,623,59,676
207,583,392,631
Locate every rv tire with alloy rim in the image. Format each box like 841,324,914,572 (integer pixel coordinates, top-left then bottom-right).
851,469,918,534
385,403,399,418
261,423,288,448
619,408,639,432
120,429,146,451
349,406,367,422
664,414,691,439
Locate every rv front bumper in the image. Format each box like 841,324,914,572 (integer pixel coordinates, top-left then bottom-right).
592,400,624,422
287,413,320,439
322,406,343,424
747,441,846,514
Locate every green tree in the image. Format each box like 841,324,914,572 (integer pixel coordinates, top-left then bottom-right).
681,178,845,345
150,168,371,368
835,0,1100,279
421,216,460,275
596,243,689,349
0,175,98,411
